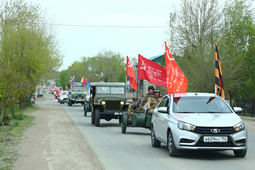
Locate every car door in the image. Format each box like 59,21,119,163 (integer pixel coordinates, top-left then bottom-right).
155,97,169,141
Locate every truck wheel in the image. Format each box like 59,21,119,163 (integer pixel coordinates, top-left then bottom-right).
68,100,72,106
121,125,126,134
234,149,247,157
84,104,87,117
95,109,100,127
151,125,161,147
91,110,95,124
167,130,179,157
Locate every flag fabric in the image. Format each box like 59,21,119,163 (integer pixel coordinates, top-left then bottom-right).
215,42,225,99
138,54,167,87
71,76,75,84
81,77,84,83
164,41,188,94
82,77,87,85
68,76,73,84
126,56,137,90
87,79,90,89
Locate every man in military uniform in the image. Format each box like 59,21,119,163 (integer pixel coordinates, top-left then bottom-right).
146,89,162,115
127,98,144,122
140,86,155,108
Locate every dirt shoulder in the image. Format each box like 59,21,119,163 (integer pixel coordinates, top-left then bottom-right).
14,94,104,170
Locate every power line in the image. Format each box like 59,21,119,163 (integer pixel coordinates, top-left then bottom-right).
46,23,169,28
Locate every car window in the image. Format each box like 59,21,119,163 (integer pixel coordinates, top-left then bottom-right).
111,87,124,94
164,97,169,107
159,97,168,107
173,96,232,113
97,87,110,93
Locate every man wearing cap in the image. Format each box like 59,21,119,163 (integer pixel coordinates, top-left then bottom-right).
140,86,155,108
147,89,162,115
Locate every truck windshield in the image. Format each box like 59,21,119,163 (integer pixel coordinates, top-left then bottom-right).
72,86,88,91
97,87,124,94
173,96,232,113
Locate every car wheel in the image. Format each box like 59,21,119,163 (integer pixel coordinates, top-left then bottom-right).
234,148,247,157
68,101,72,106
121,125,126,134
95,109,100,127
167,130,179,157
151,125,161,147
91,110,95,124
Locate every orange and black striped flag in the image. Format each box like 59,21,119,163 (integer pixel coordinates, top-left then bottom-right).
215,42,225,99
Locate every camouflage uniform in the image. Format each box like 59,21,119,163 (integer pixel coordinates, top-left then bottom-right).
147,96,162,115
141,93,154,107
127,100,144,122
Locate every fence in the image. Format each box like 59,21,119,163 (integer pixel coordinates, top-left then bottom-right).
234,99,255,117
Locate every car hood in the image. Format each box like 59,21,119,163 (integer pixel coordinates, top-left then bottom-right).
172,112,242,126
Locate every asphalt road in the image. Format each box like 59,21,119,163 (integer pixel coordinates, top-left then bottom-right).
59,99,255,170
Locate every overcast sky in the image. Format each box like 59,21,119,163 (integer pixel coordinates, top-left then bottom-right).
28,0,180,71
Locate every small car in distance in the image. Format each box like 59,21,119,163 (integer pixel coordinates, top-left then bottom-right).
59,91,69,104
151,93,247,157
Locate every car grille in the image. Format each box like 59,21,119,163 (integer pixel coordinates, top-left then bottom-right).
105,101,121,111
194,126,235,134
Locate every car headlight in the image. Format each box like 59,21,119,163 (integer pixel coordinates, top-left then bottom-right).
234,121,245,132
178,121,196,131
120,101,124,105
101,101,106,105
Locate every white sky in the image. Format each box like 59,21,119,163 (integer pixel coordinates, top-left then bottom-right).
27,0,180,71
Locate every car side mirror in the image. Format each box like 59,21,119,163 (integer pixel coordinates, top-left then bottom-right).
158,107,168,114
233,107,243,114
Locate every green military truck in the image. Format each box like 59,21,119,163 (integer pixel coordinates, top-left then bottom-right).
68,82,89,106
90,82,129,127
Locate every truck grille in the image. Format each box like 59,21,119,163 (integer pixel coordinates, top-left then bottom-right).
194,126,235,134
105,101,121,111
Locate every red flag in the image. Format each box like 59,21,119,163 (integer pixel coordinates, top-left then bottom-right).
82,77,87,85
126,56,137,90
138,54,167,87
164,41,188,94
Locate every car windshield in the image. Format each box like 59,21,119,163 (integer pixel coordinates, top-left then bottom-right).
173,96,232,113
96,87,124,94
72,86,88,91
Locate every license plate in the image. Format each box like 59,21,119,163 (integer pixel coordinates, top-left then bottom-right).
203,136,228,143
114,112,122,115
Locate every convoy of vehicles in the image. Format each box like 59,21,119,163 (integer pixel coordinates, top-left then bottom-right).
50,82,248,158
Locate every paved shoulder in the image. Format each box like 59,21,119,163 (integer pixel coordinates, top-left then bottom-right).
14,96,104,170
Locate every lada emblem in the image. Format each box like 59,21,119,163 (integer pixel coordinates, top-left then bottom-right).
211,129,220,133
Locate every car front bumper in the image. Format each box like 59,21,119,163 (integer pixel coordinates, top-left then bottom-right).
173,127,247,151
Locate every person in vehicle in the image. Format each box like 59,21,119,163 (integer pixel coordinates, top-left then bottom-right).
146,89,162,115
140,86,155,107
127,97,144,122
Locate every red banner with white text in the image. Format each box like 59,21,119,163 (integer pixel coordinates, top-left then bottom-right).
138,54,167,87
164,42,188,94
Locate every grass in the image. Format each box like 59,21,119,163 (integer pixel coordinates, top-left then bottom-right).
0,104,38,170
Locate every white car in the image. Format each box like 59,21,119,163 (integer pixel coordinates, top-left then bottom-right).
59,91,69,104
151,93,247,157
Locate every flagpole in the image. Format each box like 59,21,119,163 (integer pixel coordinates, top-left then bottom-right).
125,76,127,99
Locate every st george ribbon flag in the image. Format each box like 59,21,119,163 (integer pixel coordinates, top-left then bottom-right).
164,42,188,94
126,56,137,90
138,54,167,87
215,42,225,99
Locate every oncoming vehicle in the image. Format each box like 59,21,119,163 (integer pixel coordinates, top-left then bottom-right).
151,93,247,157
68,82,89,106
90,82,129,127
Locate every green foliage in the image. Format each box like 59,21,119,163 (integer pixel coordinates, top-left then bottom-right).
59,51,126,86
0,0,62,116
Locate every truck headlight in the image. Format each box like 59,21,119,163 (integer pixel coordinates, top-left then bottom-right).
234,121,245,132
101,101,106,105
178,121,196,131
120,101,124,105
